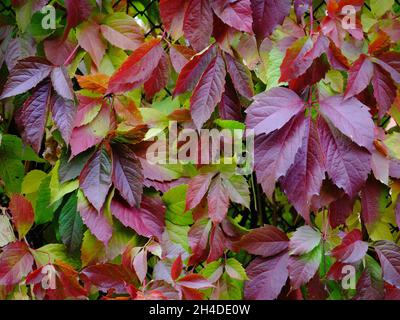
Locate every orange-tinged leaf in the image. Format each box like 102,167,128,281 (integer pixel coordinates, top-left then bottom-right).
77,74,110,94
9,194,34,239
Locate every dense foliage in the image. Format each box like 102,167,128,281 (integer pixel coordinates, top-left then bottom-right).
1,0,400,300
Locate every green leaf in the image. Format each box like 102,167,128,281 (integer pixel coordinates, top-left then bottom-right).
16,0,33,32
225,258,248,280
59,193,84,255
35,175,58,224
214,119,245,130
81,230,106,267
22,170,47,195
219,272,243,300
165,221,190,253
385,132,400,159
33,244,80,269
162,184,193,225
201,261,224,281
370,0,394,18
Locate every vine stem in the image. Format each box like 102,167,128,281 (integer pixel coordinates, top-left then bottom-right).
63,44,80,66
309,0,314,35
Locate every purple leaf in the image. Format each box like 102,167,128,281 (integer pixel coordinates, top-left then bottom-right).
207,175,230,224
289,226,321,256
111,144,143,208
79,145,112,212
190,52,226,130
253,113,307,197
50,66,74,101
344,54,374,99
77,192,112,245
0,57,53,99
288,244,322,290
51,95,76,145
224,52,254,99
250,0,291,40
183,0,213,52
15,79,52,153
331,230,368,263
375,241,400,289
244,252,289,300
211,0,253,34
280,118,325,222
319,95,375,151
372,64,397,119
245,87,305,136
110,195,165,241
234,225,289,257
317,117,371,198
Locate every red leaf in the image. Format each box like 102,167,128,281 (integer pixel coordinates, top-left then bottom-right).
107,39,163,94
70,103,112,156
169,44,196,73
77,194,112,245
207,175,230,223
211,0,253,34
64,0,92,40
234,225,289,257
186,173,215,210
207,224,227,262
76,21,106,68
288,247,321,290
144,52,170,99
188,219,212,265
79,145,112,212
354,269,384,300
328,195,354,228
190,52,226,129
100,14,144,51
81,263,133,293
0,241,34,285
280,35,329,83
360,176,387,226
289,226,321,256
224,53,254,99
51,95,76,145
251,0,291,40
112,144,143,208
177,274,214,289
319,95,375,151
245,87,305,136
50,66,74,101
245,252,289,300
375,241,400,288
317,117,371,198
253,113,307,197
110,195,165,240
372,64,397,119
15,79,52,153
375,52,400,84
26,262,87,299
280,118,325,222
344,54,374,99
159,0,186,40
174,45,217,96
331,230,368,263
0,57,53,99
9,194,34,239
219,78,242,121
171,255,183,281
183,0,213,52
44,37,77,66
133,249,147,284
